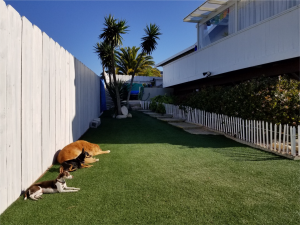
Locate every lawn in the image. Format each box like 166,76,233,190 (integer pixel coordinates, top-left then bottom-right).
1,111,299,224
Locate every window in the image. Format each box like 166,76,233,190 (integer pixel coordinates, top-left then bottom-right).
199,8,231,48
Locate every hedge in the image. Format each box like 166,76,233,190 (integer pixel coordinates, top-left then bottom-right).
157,76,300,126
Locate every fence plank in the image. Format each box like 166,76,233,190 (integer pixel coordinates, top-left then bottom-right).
21,16,34,190
291,127,296,156
286,125,289,154
49,38,56,158
0,0,8,214
65,51,70,145
69,53,75,143
298,125,300,156
266,122,269,149
55,42,61,150
278,124,282,152
283,125,286,153
6,4,22,212
261,121,264,147
274,124,277,151
270,123,273,150
60,47,66,148
41,32,50,172
32,25,43,181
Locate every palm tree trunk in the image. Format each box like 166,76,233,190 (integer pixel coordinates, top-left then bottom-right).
126,51,144,108
102,66,108,87
102,66,116,110
111,48,122,115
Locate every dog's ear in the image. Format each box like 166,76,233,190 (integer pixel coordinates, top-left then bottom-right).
82,148,85,153
59,166,64,174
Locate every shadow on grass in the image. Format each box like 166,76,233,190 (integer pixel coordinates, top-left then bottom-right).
211,148,286,161
80,111,287,162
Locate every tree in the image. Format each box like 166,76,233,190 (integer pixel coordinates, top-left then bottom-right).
99,14,129,115
139,66,162,77
94,41,113,86
115,46,155,75
126,23,162,108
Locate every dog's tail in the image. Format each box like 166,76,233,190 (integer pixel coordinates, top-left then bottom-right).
24,189,29,200
59,165,64,173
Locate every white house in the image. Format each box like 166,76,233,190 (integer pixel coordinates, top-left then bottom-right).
156,0,300,95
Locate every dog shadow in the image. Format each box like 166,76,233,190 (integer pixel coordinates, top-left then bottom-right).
52,150,61,165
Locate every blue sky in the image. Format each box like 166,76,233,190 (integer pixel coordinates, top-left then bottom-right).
4,0,203,75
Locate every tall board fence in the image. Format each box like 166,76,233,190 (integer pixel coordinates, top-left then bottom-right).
0,0,100,214
141,101,299,159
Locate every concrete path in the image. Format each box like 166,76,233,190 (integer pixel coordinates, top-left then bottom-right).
142,111,220,135
149,114,173,118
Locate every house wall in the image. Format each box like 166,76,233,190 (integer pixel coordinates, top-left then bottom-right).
0,0,100,214
163,6,300,88
141,88,174,101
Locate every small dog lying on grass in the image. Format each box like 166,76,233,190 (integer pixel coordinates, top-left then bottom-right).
24,171,80,201
59,148,92,173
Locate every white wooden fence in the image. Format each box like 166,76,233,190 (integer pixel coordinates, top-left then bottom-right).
141,101,299,159
0,1,100,214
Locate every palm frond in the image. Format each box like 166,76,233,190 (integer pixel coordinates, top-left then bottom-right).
100,14,129,48
141,23,162,55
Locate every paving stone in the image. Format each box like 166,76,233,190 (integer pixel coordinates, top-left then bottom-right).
149,114,173,118
158,118,185,122
185,128,220,135
143,111,158,114
169,122,202,129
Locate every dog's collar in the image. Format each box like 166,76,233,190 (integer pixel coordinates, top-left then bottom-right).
57,179,65,184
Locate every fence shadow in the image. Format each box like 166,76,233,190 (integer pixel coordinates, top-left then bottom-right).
211,148,286,161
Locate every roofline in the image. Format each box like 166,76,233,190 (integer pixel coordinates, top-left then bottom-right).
184,0,234,24
156,44,196,67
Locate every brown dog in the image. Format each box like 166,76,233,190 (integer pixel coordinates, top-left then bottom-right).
57,140,110,164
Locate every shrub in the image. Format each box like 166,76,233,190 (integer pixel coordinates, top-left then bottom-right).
163,76,300,126
149,101,157,111
156,102,166,114
106,79,129,113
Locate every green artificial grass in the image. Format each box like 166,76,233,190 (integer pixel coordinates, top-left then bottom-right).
1,111,299,224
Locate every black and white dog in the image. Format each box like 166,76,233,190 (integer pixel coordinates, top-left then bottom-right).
60,148,92,173
24,171,80,201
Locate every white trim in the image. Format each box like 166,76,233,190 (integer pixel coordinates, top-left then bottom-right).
155,44,196,67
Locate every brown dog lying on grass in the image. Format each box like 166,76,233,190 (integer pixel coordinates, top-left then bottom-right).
57,140,110,164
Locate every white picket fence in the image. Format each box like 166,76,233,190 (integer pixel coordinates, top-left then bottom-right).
0,0,100,214
141,101,299,158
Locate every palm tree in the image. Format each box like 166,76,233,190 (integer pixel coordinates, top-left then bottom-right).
100,14,129,115
94,41,129,112
115,46,155,75
126,23,162,107
94,41,113,86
